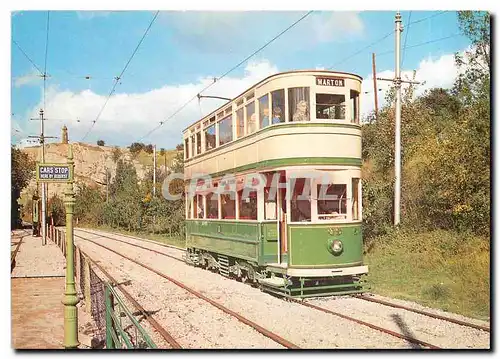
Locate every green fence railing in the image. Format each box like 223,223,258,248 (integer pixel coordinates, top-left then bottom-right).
105,282,157,349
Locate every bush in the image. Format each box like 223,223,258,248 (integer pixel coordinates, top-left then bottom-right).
97,140,105,146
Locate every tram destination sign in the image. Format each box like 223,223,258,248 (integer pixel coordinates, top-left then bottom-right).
316,76,345,87
36,163,73,183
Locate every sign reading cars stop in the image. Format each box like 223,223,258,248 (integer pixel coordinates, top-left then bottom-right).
36,163,73,182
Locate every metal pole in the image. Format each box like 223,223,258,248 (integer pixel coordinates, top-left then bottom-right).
62,145,79,349
153,145,156,197
394,12,402,226
372,53,379,120
40,109,47,245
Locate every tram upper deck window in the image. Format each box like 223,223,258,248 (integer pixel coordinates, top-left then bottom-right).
184,138,189,159
191,134,195,158
259,94,270,129
246,101,257,134
316,94,346,120
236,107,244,139
271,89,285,124
205,124,216,151
350,90,360,124
317,184,347,220
289,87,310,122
218,115,233,146
291,178,311,222
196,132,201,154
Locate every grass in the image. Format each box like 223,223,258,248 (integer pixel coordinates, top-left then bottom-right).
79,224,186,249
364,229,490,320
134,149,178,168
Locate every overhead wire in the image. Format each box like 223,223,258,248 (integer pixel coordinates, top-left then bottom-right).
401,11,412,68
377,33,462,56
138,10,314,141
12,39,43,75
81,10,160,142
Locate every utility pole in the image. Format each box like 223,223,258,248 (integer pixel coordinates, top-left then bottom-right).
153,145,156,197
106,167,109,203
377,12,420,226
372,53,379,120
29,109,57,245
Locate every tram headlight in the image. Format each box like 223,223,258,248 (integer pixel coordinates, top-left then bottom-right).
331,240,343,254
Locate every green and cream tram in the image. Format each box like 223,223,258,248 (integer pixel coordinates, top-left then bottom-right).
183,70,367,298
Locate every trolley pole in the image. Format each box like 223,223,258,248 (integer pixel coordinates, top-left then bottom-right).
377,11,420,227
62,145,79,349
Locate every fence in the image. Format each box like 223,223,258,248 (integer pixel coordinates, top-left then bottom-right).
47,224,156,349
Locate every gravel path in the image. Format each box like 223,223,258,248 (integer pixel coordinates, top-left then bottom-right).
77,237,284,349
307,296,489,349
74,229,417,349
11,232,65,278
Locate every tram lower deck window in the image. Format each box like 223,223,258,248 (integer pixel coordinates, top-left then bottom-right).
291,178,311,222
316,94,346,120
221,193,236,219
317,184,347,220
238,189,257,220
205,193,219,219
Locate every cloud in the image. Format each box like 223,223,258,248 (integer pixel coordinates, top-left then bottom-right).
161,11,364,53
25,59,278,149
13,71,42,88
360,51,462,119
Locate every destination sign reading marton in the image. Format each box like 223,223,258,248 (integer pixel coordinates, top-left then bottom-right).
316,77,345,87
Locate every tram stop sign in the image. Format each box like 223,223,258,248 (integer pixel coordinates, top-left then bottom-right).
36,163,73,182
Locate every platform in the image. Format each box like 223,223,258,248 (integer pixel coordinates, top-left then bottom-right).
11,230,94,349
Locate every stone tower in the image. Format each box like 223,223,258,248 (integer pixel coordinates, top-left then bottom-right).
61,125,68,144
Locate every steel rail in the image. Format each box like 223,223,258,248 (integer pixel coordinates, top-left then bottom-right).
77,246,182,349
75,233,300,349
296,300,441,349
78,228,186,251
355,294,490,333
76,228,185,263
76,228,445,348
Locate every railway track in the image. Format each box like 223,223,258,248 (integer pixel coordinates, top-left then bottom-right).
74,231,300,349
73,228,491,349
78,228,489,335
78,248,182,349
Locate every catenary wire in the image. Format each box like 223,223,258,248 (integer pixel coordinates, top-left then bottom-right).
138,10,314,141
81,10,160,142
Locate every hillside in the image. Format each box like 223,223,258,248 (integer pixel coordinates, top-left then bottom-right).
20,142,179,209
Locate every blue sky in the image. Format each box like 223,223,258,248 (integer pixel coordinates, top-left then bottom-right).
11,10,473,149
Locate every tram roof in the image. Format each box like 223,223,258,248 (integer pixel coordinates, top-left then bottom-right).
182,69,363,133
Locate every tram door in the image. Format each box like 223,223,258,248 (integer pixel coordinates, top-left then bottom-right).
277,173,287,263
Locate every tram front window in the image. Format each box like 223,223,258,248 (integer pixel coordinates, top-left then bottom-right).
289,87,310,122
317,184,347,220
316,94,346,120
291,178,311,222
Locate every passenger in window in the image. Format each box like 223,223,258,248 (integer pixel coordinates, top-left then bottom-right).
248,113,258,134
272,107,283,124
293,100,309,122
261,108,270,128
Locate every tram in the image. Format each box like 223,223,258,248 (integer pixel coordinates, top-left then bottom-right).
183,70,367,298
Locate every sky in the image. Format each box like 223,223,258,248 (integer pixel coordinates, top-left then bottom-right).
11,10,474,150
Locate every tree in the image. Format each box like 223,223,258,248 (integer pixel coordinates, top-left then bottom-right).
129,142,145,155
175,143,184,151
159,148,165,157
97,140,105,146
112,146,121,163
11,147,35,228
145,144,154,154
48,194,65,226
